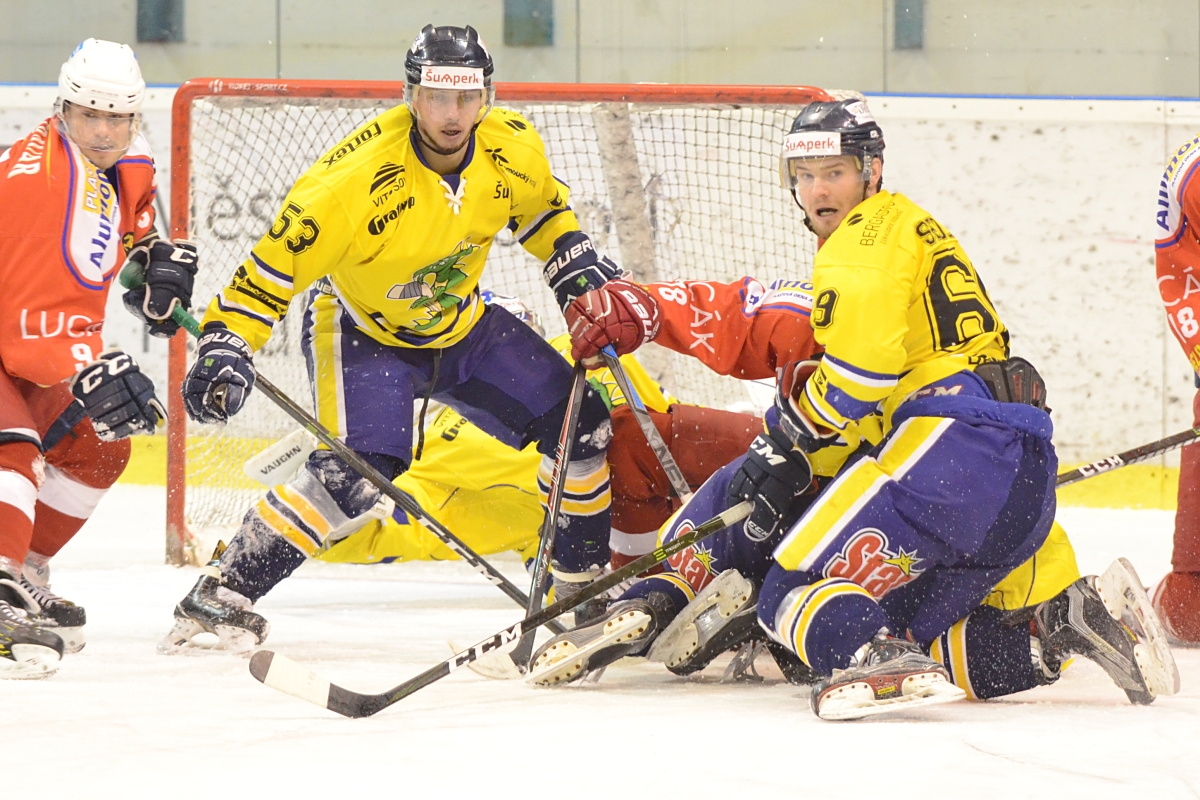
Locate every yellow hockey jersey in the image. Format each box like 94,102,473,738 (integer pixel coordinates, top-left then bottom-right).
799,190,1009,434
202,105,580,350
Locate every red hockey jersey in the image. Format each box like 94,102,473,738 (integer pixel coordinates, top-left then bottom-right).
0,118,157,386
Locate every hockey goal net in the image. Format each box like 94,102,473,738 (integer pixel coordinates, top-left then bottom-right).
166,79,831,564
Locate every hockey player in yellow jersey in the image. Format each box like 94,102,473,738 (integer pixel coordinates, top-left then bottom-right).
726,99,1179,719
161,25,638,653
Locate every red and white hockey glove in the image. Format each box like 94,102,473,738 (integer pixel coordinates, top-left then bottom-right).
565,280,661,366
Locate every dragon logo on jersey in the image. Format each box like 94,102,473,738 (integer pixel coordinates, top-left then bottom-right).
387,243,478,330
664,519,718,592
823,527,924,598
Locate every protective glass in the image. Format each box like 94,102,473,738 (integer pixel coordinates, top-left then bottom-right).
57,101,141,153
405,84,495,126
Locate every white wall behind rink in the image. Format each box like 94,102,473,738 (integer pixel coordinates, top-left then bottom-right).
0,86,1193,464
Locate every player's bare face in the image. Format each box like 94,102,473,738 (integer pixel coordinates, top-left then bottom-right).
59,103,138,169
413,88,484,162
792,156,874,239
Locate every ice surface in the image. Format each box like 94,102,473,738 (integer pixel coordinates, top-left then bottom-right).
10,486,1199,799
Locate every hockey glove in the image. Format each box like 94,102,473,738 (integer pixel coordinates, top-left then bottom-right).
774,359,841,453
121,239,199,338
544,231,624,312
183,322,256,424
566,280,661,365
726,426,813,542
70,351,166,442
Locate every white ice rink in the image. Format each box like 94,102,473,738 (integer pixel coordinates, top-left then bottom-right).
10,485,1199,799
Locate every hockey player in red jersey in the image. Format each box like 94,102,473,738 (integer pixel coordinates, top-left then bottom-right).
0,39,196,677
1153,132,1200,643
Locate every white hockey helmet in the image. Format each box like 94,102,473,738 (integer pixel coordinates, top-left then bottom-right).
481,289,545,338
58,39,145,114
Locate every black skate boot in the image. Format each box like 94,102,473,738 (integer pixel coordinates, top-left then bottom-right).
158,552,269,655
528,592,675,686
0,575,65,679
20,574,86,654
1033,566,1173,705
646,569,758,676
811,633,966,720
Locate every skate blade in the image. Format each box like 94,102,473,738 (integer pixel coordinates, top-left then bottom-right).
1094,558,1181,697
56,626,85,655
527,609,652,687
817,674,967,721
0,643,62,679
157,618,257,656
647,569,753,667
448,639,525,680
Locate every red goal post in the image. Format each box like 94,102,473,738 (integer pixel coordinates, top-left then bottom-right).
165,79,831,565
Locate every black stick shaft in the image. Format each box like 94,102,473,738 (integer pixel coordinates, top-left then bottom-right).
1056,427,1200,487
600,348,692,502
121,264,563,633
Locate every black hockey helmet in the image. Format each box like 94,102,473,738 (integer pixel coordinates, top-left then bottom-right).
404,25,495,124
405,25,494,86
780,98,885,190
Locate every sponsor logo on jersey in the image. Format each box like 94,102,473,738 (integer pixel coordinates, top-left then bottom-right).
504,118,528,131
846,213,863,226
741,279,767,314
323,122,382,168
664,519,717,592
485,148,537,186
6,122,49,177
19,309,101,339
420,65,484,90
824,528,924,598
782,131,841,158
367,196,416,235
857,199,897,246
369,163,406,207
230,265,289,315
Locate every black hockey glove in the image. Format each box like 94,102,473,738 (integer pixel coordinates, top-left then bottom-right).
183,322,256,424
70,351,166,442
726,426,813,543
774,359,842,453
544,231,624,312
121,239,199,338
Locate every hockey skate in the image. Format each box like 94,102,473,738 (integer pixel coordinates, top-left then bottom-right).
527,594,674,686
19,574,86,654
646,569,758,676
1035,559,1179,703
0,576,65,679
158,562,269,655
811,634,966,721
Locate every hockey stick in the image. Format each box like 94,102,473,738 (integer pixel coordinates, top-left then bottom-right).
248,500,753,717
119,265,565,634
509,363,590,671
1056,426,1200,487
600,347,693,502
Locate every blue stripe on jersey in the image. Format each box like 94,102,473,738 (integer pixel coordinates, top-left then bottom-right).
251,252,294,291
821,382,880,421
822,352,899,388
517,207,568,243
759,302,812,317
215,294,277,328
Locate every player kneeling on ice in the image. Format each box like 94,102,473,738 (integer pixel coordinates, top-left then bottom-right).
158,25,626,653
528,97,1178,720
0,39,184,678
